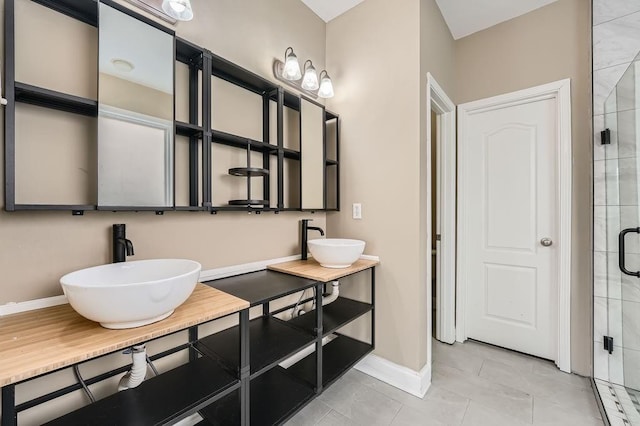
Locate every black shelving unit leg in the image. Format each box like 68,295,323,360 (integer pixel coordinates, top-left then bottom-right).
239,309,250,426
4,0,16,212
1,384,17,426
371,267,376,349
262,94,271,204
336,118,341,211
201,51,213,209
276,88,284,210
315,283,323,394
188,63,200,207
188,326,198,362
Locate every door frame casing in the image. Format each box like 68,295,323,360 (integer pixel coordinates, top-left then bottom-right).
456,79,572,373
426,73,457,345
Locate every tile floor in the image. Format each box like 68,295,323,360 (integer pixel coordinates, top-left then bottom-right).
286,340,604,425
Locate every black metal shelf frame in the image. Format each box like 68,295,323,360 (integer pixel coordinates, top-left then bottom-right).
200,265,376,422
4,1,339,214
1,266,376,426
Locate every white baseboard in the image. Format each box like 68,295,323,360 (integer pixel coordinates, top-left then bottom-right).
198,254,302,281
0,295,68,317
361,254,380,262
355,353,431,398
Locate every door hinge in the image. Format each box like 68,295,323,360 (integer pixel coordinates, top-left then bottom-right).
601,128,611,145
604,336,614,354
435,234,441,241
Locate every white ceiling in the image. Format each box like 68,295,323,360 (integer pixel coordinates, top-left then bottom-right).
301,0,365,23
301,0,560,39
435,0,560,40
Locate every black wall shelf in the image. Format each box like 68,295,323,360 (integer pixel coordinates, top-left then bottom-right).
228,167,269,177
5,0,340,214
211,130,275,152
12,204,97,211
14,82,97,117
176,121,204,138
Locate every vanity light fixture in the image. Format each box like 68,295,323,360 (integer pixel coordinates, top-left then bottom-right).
283,47,302,80
301,60,319,91
317,70,334,99
161,0,193,21
273,48,335,99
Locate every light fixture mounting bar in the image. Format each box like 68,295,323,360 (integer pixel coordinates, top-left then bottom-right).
123,0,178,24
273,60,319,99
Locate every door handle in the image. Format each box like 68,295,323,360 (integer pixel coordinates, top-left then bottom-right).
540,238,553,247
619,227,640,278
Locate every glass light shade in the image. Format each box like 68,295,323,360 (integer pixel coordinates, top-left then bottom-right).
318,75,334,98
283,53,302,81
301,64,319,91
162,0,193,21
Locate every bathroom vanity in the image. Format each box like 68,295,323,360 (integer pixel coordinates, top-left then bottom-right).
0,260,377,425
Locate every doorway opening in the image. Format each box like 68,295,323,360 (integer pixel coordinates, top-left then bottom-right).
426,73,456,372
431,110,438,338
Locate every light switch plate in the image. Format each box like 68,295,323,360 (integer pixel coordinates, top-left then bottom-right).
352,203,362,219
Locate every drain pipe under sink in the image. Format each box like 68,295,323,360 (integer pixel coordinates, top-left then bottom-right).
295,281,340,317
118,344,147,391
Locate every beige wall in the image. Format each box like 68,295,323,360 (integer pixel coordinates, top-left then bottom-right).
1,0,327,304
455,0,592,375
326,0,452,372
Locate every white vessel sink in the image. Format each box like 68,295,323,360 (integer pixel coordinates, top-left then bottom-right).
307,239,366,268
60,259,201,329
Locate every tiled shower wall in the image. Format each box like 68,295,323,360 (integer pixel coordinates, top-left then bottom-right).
593,0,640,386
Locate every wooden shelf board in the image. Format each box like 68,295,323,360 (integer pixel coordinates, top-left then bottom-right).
0,284,249,387
267,258,379,283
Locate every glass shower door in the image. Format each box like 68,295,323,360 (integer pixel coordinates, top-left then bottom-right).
600,51,640,424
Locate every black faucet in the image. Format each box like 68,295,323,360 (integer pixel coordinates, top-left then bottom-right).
301,219,324,261
113,224,134,263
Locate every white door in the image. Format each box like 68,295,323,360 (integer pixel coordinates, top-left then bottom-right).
459,95,558,360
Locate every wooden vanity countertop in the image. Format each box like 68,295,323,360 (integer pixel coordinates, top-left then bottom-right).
267,258,379,282
0,284,249,387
